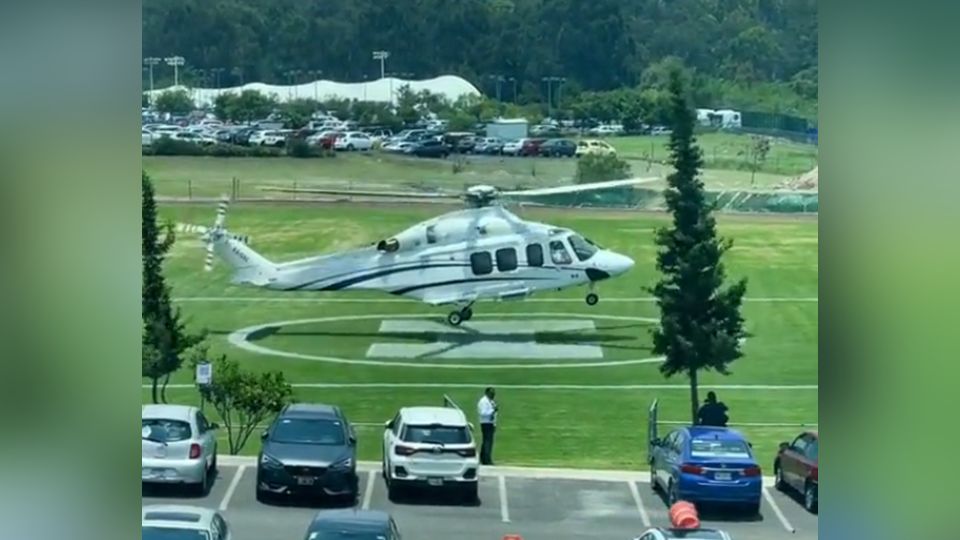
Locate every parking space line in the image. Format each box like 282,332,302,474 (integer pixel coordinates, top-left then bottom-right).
498,475,511,523
763,487,796,534
627,480,651,528
218,465,246,512
361,470,376,510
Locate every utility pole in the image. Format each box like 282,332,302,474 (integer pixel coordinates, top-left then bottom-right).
143,57,160,93
164,56,185,87
210,67,225,89
372,50,390,80
542,76,564,117
488,75,505,102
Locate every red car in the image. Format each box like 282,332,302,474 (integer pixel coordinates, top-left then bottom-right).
519,138,546,157
774,431,818,513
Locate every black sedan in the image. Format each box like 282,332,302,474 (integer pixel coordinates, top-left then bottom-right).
539,138,578,157
411,139,450,158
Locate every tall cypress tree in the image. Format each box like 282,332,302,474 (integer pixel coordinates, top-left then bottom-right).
650,71,748,424
142,172,200,403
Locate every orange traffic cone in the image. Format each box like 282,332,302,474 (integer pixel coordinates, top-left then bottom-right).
669,501,700,529
502,535,523,540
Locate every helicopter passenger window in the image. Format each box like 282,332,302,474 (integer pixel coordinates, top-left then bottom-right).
496,248,518,272
549,240,572,265
568,234,599,261
470,252,493,275
526,244,544,267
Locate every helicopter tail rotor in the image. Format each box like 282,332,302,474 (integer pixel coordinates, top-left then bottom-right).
175,195,252,273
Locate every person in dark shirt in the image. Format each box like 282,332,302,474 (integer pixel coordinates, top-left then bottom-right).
697,391,729,427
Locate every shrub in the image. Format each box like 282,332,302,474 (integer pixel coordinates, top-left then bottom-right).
575,153,632,184
286,138,321,158
150,137,206,156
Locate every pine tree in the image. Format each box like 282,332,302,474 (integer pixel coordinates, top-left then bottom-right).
142,172,202,402
650,71,748,424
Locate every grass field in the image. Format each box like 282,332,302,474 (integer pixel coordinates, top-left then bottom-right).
142,133,817,200
144,202,818,471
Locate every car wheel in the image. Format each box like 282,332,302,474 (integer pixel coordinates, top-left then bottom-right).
744,499,762,516
192,465,208,497
667,481,680,506
347,144,354,151
804,482,818,514
774,461,786,491
386,481,402,502
462,482,479,505
649,467,659,492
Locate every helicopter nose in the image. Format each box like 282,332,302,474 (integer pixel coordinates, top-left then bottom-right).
608,252,635,275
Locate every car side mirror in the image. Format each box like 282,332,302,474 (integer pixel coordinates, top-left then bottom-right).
209,423,219,431
260,430,269,441
385,420,394,430
468,422,475,431
779,442,789,451
651,437,661,447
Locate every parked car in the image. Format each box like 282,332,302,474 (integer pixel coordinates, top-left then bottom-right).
259,130,289,147
334,131,373,151
306,130,342,149
531,124,561,137
650,125,673,136
588,124,624,137
455,135,478,154
212,129,235,144
575,139,616,157
142,129,155,146
382,406,479,502
383,141,416,154
649,426,763,514
633,528,732,540
390,129,429,144
231,127,258,146
411,139,450,158
539,138,577,157
774,431,818,513
474,137,504,154
519,138,546,157
141,404,218,495
441,132,475,153
303,510,402,540
501,139,523,156
142,505,231,540
256,403,359,502
147,124,182,138
365,128,393,145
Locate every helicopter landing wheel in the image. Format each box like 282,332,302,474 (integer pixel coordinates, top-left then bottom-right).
585,293,599,306
447,311,464,326
461,308,473,321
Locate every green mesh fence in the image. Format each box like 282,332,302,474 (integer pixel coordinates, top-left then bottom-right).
513,186,818,214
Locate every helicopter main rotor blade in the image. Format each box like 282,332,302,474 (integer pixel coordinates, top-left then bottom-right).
499,177,660,198
259,186,461,200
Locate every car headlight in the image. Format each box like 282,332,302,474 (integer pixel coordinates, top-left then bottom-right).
331,456,354,470
260,453,283,469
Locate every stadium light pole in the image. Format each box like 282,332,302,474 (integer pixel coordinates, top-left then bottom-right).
165,56,185,87
506,77,517,103
542,76,564,116
372,50,390,80
143,57,161,93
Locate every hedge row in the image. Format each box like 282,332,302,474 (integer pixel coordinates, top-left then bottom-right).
142,137,335,158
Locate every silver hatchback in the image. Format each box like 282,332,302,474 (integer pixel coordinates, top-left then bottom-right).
142,404,218,494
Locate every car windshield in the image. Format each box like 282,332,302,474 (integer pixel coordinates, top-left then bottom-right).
142,419,191,442
403,425,470,445
271,418,345,445
310,531,388,540
141,527,210,540
690,439,751,459
568,234,599,261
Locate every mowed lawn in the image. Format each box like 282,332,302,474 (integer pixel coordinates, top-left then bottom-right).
142,133,817,199
147,202,818,470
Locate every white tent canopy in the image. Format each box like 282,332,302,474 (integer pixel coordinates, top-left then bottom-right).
144,75,481,107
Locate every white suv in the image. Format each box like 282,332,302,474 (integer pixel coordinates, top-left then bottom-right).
382,407,479,502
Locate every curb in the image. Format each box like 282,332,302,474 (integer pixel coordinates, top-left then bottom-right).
216,456,777,485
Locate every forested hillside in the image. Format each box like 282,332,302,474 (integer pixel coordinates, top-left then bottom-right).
143,0,817,116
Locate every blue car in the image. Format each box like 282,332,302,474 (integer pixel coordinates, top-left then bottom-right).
649,425,763,514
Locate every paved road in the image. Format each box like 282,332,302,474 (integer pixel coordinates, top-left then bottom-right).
143,465,818,540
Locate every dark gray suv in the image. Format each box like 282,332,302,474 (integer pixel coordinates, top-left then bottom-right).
256,403,358,502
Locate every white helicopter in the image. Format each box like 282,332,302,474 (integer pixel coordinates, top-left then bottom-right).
178,179,650,326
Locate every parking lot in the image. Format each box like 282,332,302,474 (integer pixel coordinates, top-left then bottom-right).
143,461,818,540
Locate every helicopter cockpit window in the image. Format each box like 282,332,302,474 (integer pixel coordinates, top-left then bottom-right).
377,238,400,253
568,234,599,261
549,240,572,265
425,225,437,245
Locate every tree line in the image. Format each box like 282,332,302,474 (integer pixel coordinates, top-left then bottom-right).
143,0,818,118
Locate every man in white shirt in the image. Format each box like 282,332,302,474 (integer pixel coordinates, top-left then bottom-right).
477,387,498,465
